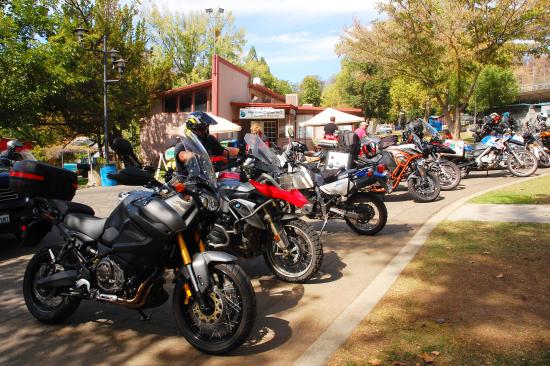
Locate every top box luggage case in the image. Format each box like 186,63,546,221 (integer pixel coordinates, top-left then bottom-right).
10,161,78,201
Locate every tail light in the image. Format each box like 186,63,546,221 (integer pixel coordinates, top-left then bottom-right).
367,168,374,177
377,164,385,173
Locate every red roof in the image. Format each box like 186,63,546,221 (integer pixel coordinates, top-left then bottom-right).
158,80,212,97
230,102,363,116
248,83,285,102
230,102,297,110
297,106,363,115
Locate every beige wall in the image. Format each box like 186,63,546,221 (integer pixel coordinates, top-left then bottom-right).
217,62,250,120
140,112,185,164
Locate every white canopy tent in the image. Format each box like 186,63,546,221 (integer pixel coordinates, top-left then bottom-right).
299,107,364,127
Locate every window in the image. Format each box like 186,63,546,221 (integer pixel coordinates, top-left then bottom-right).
262,121,277,144
164,96,177,113
194,90,208,112
179,94,192,112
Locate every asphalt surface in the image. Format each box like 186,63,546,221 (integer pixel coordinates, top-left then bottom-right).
0,169,546,366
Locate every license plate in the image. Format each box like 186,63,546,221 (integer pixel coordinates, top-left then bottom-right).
0,214,10,224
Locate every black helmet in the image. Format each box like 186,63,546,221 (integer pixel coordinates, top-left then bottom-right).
406,120,424,139
7,139,23,150
185,111,217,134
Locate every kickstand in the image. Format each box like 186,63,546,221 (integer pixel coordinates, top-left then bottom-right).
137,310,151,321
320,218,328,235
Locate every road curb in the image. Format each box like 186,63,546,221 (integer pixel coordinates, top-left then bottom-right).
293,171,550,366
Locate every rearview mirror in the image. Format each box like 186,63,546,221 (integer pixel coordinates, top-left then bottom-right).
287,126,295,138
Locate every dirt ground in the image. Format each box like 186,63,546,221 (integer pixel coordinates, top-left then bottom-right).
328,221,550,366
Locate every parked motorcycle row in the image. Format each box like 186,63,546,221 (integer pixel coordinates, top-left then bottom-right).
0,112,547,355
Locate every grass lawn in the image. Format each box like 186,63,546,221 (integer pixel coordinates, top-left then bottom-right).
328,221,550,366
470,174,550,204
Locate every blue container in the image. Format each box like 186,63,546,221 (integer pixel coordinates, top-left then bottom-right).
63,163,78,172
100,164,118,187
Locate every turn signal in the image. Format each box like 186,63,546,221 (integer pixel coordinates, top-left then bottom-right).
174,182,186,193
377,164,385,173
367,168,373,177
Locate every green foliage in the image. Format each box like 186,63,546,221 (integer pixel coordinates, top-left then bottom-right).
471,65,519,112
322,61,391,121
299,75,323,106
147,6,245,86
390,77,433,120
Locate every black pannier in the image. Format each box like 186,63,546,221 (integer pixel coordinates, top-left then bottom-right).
10,161,77,201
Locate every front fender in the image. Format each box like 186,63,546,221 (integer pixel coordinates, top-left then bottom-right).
190,251,238,294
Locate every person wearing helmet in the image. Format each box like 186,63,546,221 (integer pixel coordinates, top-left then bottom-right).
174,111,226,174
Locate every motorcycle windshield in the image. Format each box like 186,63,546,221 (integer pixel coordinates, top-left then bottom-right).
244,133,281,167
179,129,217,187
422,121,443,140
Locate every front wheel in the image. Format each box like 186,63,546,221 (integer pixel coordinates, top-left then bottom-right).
263,219,323,283
432,160,461,191
23,247,81,324
535,149,550,168
407,171,441,202
173,263,256,355
344,193,388,235
507,150,538,177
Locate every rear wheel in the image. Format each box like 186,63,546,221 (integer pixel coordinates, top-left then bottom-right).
263,219,323,283
344,193,388,235
407,171,440,202
434,160,461,191
23,247,81,324
173,263,256,355
507,150,538,177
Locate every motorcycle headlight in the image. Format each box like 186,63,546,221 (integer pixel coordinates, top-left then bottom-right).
199,191,220,212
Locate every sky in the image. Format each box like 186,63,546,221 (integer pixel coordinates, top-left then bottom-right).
143,0,380,83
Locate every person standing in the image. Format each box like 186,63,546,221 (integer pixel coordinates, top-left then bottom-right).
324,116,338,139
355,121,369,140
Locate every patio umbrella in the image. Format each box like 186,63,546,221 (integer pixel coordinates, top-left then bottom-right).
299,107,364,127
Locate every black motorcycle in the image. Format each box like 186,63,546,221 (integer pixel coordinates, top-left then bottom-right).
0,140,52,245
17,132,256,355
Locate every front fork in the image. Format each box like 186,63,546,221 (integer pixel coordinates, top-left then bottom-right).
177,232,209,310
263,205,293,258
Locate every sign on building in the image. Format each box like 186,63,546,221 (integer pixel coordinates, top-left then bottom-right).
239,107,285,119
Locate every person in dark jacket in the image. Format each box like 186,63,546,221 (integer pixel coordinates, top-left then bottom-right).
324,116,338,138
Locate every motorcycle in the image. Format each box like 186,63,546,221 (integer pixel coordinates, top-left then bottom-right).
0,139,52,245
17,131,256,355
448,134,538,177
520,125,550,168
275,130,390,236
208,133,323,283
359,137,441,202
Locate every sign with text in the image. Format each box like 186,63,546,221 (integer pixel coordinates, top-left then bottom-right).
239,107,285,119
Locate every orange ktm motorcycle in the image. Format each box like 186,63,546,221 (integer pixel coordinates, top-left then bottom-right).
361,142,441,202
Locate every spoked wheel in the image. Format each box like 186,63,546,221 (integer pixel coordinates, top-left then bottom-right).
173,263,256,355
263,219,322,283
344,192,388,235
536,150,550,168
507,150,538,177
407,171,441,202
23,247,81,324
434,160,461,191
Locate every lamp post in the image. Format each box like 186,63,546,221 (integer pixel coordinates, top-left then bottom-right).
205,8,224,56
74,29,126,164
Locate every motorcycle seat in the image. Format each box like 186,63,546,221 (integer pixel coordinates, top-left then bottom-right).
304,151,323,158
50,200,95,216
64,213,106,240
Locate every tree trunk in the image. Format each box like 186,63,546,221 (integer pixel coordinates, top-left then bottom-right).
443,108,453,133
453,106,463,138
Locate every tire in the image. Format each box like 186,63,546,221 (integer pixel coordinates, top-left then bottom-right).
344,192,388,235
263,219,323,283
537,151,550,168
173,263,256,355
434,161,461,191
23,247,81,324
507,150,538,177
460,166,470,179
407,171,441,202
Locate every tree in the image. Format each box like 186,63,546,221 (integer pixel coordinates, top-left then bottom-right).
299,75,323,106
471,65,519,112
322,61,391,122
338,0,549,136
147,6,245,86
389,77,433,121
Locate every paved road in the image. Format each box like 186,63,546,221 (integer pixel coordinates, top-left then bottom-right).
0,170,546,366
